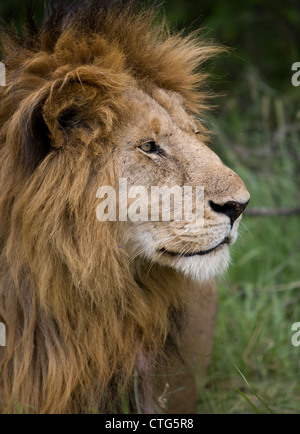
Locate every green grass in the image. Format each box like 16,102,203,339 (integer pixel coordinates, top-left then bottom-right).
197,68,300,414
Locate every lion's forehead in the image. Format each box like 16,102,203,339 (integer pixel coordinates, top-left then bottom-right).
124,86,198,135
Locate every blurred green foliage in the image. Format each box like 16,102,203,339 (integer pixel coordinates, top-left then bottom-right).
165,0,300,93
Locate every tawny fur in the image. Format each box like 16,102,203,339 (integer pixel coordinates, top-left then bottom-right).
0,0,249,413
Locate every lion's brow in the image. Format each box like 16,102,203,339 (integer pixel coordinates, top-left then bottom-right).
151,118,161,136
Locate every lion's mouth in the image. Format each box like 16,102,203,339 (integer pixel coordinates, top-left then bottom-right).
158,237,229,257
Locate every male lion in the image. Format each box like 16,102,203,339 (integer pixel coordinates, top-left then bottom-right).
0,0,249,414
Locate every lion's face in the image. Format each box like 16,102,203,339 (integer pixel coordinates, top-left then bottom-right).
107,86,250,282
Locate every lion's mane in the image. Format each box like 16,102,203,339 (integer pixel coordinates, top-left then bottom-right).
0,0,218,413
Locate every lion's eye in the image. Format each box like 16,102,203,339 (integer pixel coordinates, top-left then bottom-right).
139,141,157,153
138,140,166,157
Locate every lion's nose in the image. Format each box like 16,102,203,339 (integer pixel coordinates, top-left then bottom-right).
209,200,249,226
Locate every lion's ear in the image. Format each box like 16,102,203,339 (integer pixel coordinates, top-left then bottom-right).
42,81,99,149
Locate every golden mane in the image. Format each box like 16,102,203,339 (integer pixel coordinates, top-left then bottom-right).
0,0,221,413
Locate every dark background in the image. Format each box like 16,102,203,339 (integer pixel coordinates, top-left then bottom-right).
1,0,300,92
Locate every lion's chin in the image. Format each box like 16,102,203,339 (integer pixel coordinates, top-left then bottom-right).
155,244,231,282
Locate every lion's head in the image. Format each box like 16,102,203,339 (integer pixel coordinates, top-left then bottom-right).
117,86,249,282
0,0,249,413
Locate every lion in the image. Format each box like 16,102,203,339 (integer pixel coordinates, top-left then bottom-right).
0,0,249,414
